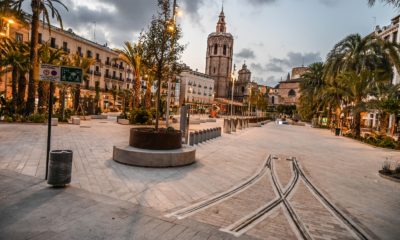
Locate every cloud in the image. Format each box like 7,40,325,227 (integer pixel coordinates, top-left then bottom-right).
235,48,256,59
247,0,278,5
255,52,322,74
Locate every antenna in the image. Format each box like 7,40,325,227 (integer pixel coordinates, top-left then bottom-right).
93,22,96,42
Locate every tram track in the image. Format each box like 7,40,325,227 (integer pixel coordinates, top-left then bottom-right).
166,155,272,219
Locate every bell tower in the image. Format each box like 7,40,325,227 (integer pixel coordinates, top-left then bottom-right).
205,8,234,98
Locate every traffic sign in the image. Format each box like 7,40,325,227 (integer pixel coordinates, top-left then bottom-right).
39,64,60,82
60,66,83,84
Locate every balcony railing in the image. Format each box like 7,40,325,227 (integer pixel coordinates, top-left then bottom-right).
105,61,111,66
105,74,112,79
94,71,101,76
112,63,119,68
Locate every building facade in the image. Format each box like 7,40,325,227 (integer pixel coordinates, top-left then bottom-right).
179,68,215,106
205,8,234,99
1,17,135,111
271,67,308,106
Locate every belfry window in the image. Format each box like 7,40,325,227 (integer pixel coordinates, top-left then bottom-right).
214,44,218,55
223,45,227,55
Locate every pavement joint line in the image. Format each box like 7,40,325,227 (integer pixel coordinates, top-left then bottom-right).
165,155,271,219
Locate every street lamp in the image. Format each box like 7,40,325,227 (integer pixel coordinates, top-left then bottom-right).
230,64,236,118
166,0,181,128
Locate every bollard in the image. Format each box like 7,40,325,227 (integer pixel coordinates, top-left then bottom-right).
189,132,194,146
231,119,236,132
217,127,221,137
242,119,246,129
194,131,199,144
224,118,231,134
212,128,217,138
206,129,211,140
197,130,203,143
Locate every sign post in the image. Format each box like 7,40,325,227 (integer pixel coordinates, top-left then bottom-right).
40,64,82,180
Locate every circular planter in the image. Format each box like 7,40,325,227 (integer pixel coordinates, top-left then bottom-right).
129,128,182,150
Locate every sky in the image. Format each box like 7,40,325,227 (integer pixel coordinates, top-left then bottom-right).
23,0,396,86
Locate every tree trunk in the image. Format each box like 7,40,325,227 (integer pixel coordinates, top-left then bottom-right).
11,67,18,114
74,85,80,112
354,112,361,138
17,73,27,114
145,79,151,109
379,112,389,136
37,81,49,114
26,1,40,115
135,70,140,109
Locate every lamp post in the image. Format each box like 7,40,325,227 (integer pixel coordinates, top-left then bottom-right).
1,19,14,99
230,64,236,118
166,0,180,128
248,85,252,117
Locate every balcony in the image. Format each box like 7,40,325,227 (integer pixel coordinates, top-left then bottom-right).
94,71,101,76
188,82,192,86
112,63,119,68
50,44,59,49
105,61,111,66
96,58,102,63
105,74,112,79
63,48,70,53
119,65,124,70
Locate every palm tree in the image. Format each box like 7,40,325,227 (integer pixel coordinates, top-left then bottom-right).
115,41,143,110
0,38,29,114
324,34,396,137
26,0,68,115
37,43,65,113
368,0,400,7
299,62,325,121
69,54,95,112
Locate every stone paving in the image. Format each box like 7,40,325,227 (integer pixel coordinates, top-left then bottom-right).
0,119,399,239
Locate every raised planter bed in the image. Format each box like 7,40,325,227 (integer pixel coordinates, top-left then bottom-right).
129,128,182,150
379,170,400,183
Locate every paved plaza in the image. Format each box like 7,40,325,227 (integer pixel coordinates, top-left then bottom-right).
0,119,399,239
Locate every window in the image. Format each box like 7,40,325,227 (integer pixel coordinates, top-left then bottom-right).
392,31,398,43
62,42,68,52
86,50,92,58
223,45,227,55
288,89,296,97
95,66,99,72
214,44,218,55
50,37,56,48
105,69,109,77
213,67,216,74
77,46,82,56
272,96,275,104
38,33,42,44
119,73,122,80
113,71,116,78
127,84,129,89
96,53,100,60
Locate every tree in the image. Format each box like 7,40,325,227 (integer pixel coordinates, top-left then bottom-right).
37,43,65,113
368,0,400,7
25,0,68,115
69,54,95,112
324,34,396,137
115,41,143,110
142,0,184,130
0,38,29,114
298,62,325,121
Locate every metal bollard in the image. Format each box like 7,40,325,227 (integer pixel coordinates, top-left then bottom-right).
212,128,217,138
217,127,221,137
231,119,236,132
206,129,211,140
198,130,203,143
194,131,199,144
189,132,194,146
224,118,231,133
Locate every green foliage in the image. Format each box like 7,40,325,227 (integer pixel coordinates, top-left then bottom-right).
166,126,175,132
129,108,152,125
345,133,399,149
276,105,296,116
27,113,46,123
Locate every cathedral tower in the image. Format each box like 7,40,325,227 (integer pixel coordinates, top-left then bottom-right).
205,8,234,98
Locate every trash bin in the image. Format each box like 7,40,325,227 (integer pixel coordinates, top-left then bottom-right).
335,128,340,136
47,150,73,187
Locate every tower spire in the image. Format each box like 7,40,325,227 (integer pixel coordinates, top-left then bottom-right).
216,3,226,33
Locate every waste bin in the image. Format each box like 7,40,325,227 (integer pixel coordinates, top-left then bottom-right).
47,150,73,187
335,128,341,136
